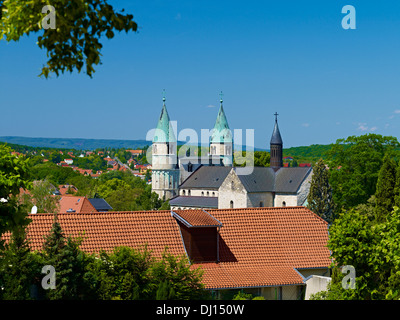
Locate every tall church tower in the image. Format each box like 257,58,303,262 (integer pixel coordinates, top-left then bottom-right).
270,112,283,170
209,92,233,166
151,96,180,200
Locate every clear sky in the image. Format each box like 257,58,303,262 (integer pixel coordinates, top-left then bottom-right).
1,0,400,149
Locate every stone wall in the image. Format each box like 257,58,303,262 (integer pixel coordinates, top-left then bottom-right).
218,169,247,209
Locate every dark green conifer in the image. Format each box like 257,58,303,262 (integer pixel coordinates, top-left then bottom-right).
307,159,335,224
375,153,397,223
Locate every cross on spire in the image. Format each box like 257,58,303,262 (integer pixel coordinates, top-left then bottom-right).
219,91,224,104
274,112,279,122
162,89,166,103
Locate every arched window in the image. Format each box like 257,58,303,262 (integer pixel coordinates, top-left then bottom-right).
201,191,204,196
231,181,234,190
260,201,264,207
182,190,186,196
207,191,209,196
188,190,191,196
230,200,234,208
282,201,286,207
212,192,215,196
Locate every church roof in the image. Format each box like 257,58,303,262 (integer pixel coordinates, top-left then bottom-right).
270,117,283,145
180,166,311,194
153,101,176,143
210,104,232,144
179,166,232,189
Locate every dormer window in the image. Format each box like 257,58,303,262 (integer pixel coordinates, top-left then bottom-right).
172,210,223,263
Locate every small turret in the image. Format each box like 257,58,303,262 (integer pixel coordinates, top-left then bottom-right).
270,112,283,170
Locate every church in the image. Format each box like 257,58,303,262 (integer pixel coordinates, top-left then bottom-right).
150,94,312,210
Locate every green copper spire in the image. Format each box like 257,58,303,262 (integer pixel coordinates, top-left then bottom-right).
153,93,176,143
211,92,232,143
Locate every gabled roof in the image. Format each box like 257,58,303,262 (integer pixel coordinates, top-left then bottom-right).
274,167,312,193
153,102,176,143
58,196,97,213
88,198,113,211
1,207,330,290
172,209,222,227
180,166,232,189
180,166,312,194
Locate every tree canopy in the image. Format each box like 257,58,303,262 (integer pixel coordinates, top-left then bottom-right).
327,134,400,210
0,0,138,77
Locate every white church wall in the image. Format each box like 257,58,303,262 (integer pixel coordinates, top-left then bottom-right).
218,169,247,209
274,194,298,207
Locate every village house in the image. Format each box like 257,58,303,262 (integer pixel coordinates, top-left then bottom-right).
4,207,331,300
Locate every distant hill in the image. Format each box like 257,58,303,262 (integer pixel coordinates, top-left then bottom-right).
0,137,332,162
0,136,151,150
283,144,333,162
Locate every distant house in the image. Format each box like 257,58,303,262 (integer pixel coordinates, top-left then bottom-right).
58,184,78,196
299,163,312,168
126,149,144,156
64,159,73,165
58,196,97,213
88,198,113,212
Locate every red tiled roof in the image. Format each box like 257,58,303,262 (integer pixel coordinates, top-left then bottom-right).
58,196,97,213
198,207,331,289
172,209,222,227
1,207,331,289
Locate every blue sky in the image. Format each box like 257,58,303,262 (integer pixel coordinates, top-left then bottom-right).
1,0,400,148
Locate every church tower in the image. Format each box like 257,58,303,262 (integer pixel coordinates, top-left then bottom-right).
209,92,233,166
270,112,283,170
151,95,180,200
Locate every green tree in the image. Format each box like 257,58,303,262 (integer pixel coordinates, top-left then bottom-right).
42,215,89,299
322,206,400,300
0,227,42,300
307,159,335,224
375,154,397,223
149,250,206,300
20,179,60,213
0,145,31,247
394,163,400,207
0,0,138,78
327,134,400,210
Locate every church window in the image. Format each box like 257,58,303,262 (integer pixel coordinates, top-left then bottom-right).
282,201,286,207
212,192,215,196
202,191,204,196
188,190,191,196
153,145,157,153
230,200,234,208
231,181,234,190
260,201,264,207
182,190,186,195
207,191,209,196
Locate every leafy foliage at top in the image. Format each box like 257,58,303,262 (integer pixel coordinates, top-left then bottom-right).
0,0,137,78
